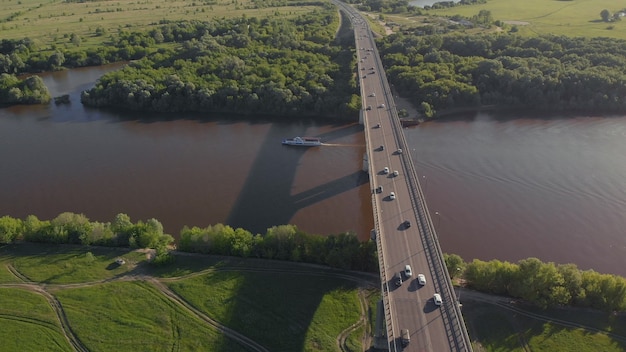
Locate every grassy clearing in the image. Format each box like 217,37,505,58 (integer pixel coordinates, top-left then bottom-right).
463,301,626,352
0,287,71,351
423,0,626,39
1,244,145,284
54,281,246,352
0,244,376,351
0,0,322,48
167,270,362,351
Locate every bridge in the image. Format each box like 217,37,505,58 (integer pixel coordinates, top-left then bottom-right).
333,2,473,351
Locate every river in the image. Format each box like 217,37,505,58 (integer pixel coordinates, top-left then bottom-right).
1,65,625,276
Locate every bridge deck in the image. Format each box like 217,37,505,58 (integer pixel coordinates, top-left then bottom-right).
334,3,473,351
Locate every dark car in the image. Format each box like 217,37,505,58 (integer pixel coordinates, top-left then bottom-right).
403,220,411,228
394,272,403,287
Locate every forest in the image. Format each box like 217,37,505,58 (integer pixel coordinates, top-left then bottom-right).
80,12,360,117
379,33,626,117
1,9,361,118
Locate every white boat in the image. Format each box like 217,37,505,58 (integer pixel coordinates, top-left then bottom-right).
281,136,322,146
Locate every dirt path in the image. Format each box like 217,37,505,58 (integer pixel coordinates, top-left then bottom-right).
337,288,371,352
6,264,89,352
2,257,380,352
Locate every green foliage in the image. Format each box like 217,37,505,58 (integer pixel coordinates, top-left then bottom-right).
0,216,24,243
379,32,626,115
463,256,626,312
7,213,173,250
0,73,50,105
444,253,464,278
179,224,378,272
79,14,358,118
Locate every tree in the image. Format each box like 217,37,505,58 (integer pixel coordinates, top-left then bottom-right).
444,253,465,278
0,216,23,243
600,9,612,22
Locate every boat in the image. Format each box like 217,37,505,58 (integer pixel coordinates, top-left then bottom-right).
282,136,322,146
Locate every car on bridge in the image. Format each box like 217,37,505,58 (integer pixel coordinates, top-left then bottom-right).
383,167,389,174
417,274,426,286
379,103,385,108
433,293,442,306
403,220,411,228
404,264,412,278
394,272,403,287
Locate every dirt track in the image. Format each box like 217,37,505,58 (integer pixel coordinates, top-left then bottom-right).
2,254,380,352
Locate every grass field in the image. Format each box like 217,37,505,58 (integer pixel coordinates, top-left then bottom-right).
0,244,375,351
2,244,626,351
0,287,71,351
0,0,322,48
55,281,247,352
0,244,146,284
167,271,363,351
421,0,626,39
463,301,626,352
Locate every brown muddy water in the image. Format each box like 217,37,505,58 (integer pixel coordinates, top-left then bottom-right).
1,65,625,276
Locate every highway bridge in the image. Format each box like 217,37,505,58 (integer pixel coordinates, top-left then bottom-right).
332,2,473,351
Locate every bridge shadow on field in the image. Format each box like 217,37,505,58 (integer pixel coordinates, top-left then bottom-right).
226,123,367,234
0,244,365,352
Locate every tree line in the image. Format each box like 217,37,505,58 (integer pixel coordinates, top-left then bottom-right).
378,33,626,117
179,223,378,272
445,254,626,312
2,212,625,311
0,213,378,272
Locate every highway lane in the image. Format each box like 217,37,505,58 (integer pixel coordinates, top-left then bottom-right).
341,4,473,351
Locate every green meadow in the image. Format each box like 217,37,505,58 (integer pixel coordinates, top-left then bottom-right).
0,287,71,351
463,301,626,352
0,244,377,351
0,0,320,48
422,0,626,39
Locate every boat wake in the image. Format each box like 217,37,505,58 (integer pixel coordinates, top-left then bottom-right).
321,143,365,147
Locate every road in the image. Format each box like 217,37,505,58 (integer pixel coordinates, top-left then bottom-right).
333,2,473,351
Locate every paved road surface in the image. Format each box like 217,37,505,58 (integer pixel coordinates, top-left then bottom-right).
335,3,473,351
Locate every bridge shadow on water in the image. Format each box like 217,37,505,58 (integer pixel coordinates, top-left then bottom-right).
226,123,367,235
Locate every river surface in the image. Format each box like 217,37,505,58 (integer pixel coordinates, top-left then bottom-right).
1,65,625,276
